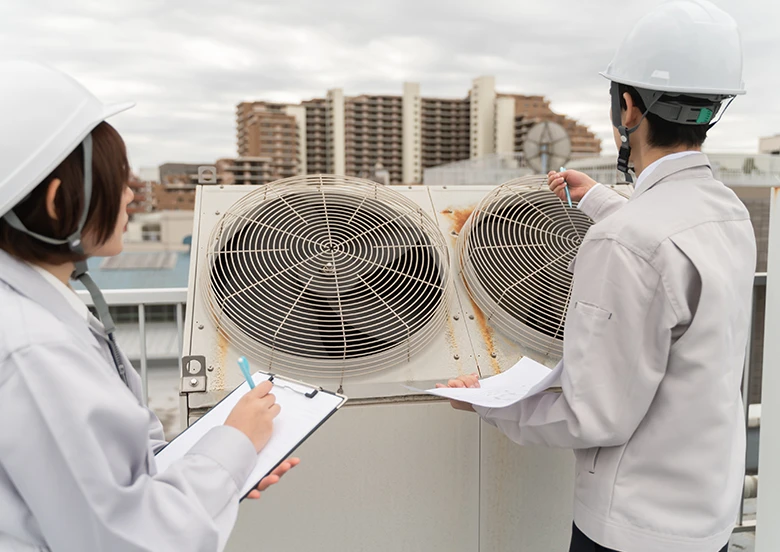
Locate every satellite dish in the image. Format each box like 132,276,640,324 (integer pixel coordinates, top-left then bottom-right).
522,121,572,174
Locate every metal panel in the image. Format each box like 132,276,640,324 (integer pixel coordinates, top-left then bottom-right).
184,185,480,407
480,423,575,551
756,186,780,552
226,402,480,552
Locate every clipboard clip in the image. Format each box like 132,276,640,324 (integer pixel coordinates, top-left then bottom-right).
268,374,320,399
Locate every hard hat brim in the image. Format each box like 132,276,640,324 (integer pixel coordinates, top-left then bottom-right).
103,101,136,119
599,72,746,96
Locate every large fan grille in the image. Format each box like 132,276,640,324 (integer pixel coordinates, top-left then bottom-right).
203,175,451,379
457,175,592,360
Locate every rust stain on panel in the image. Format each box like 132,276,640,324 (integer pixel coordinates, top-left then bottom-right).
213,330,229,391
440,207,475,235
469,298,502,375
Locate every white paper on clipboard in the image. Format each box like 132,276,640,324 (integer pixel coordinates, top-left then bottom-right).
155,371,346,498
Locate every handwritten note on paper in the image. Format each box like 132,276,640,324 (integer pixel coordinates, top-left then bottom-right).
408,357,563,409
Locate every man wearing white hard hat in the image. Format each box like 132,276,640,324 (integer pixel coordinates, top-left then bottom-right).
0,61,298,550
439,1,755,551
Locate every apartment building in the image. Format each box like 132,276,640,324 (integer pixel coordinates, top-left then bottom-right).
238,76,601,184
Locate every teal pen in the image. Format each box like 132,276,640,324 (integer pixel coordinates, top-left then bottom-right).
237,356,255,389
560,166,573,208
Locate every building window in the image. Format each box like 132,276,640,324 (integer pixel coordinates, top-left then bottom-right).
142,223,162,242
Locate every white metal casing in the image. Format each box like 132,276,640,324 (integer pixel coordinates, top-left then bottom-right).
184,184,533,410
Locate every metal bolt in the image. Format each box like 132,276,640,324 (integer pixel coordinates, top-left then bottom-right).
189,378,198,387
491,352,497,358
207,365,214,372
198,324,204,330
453,314,460,321
468,314,475,320
453,354,460,360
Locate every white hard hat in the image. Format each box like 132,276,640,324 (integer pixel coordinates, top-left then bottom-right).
0,61,134,219
601,0,746,96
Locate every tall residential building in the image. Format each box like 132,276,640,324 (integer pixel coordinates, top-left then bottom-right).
236,102,302,180
419,96,471,173
238,76,600,184
346,94,404,182
216,157,274,186
511,95,601,157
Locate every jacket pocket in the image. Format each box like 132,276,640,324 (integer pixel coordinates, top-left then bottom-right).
574,301,612,320
588,447,601,474
575,446,601,475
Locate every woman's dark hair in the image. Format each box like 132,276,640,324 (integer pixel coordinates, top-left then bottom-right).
619,84,709,149
0,121,129,265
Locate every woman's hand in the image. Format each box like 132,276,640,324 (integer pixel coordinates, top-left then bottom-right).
246,458,300,500
224,380,280,452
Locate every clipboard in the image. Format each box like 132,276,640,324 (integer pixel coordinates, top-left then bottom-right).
154,370,347,500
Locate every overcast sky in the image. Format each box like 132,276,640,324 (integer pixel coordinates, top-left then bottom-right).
1,0,778,171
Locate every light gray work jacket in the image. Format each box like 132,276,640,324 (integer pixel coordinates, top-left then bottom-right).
476,153,756,552
0,249,257,551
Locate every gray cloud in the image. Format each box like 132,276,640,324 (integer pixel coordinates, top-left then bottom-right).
1,0,777,170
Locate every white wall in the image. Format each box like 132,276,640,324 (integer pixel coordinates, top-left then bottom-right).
285,105,308,174
470,76,496,159
327,88,346,175
402,82,423,184
494,96,516,155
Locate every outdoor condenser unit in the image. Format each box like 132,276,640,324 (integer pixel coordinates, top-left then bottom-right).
181,174,630,552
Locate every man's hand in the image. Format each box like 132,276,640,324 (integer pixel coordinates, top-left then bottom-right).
246,457,300,500
548,169,597,203
435,373,480,412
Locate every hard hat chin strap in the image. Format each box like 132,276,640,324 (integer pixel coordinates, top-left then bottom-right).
3,134,93,252
1,133,125,384
610,81,663,184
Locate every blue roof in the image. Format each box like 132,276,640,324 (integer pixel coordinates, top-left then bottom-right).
72,251,191,290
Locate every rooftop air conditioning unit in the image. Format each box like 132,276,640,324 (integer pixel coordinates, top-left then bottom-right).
181,174,631,552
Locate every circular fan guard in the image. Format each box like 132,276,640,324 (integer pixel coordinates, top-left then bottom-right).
204,175,451,379
457,175,592,360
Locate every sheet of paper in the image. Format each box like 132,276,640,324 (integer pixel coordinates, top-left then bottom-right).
408,357,563,409
155,372,344,497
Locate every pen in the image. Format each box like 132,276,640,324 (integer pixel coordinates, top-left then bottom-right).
560,167,573,208
237,356,255,389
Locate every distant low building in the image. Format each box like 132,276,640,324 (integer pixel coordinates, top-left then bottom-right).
127,174,151,214
759,134,780,155
124,210,194,252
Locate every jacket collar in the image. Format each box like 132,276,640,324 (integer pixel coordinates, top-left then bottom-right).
0,249,102,351
629,152,712,202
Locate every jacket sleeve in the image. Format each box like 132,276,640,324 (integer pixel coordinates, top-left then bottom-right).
0,340,258,552
475,238,679,449
578,184,628,222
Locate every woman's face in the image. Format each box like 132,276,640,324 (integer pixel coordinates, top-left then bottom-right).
87,184,133,258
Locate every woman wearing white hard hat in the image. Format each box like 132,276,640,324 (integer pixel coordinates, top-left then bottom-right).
440,1,754,551
0,61,298,551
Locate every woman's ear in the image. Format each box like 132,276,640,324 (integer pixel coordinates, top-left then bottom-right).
45,178,62,220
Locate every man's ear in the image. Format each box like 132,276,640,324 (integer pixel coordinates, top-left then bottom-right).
622,92,643,128
45,178,62,221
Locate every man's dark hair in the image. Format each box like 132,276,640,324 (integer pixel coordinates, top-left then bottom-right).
618,84,709,149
